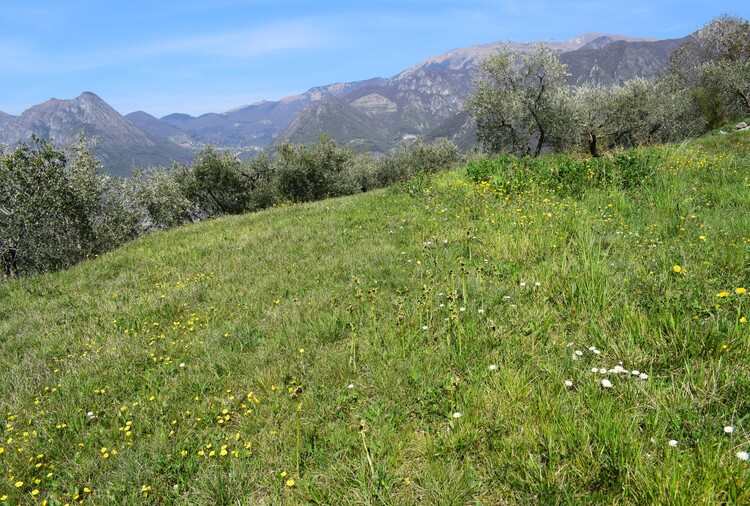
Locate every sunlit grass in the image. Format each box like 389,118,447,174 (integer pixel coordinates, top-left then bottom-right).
1,130,749,504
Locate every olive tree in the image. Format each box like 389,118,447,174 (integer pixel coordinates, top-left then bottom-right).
0,136,137,278
669,15,750,125
182,146,253,216
275,136,353,202
467,44,570,156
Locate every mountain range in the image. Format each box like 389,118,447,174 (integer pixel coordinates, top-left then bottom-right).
0,32,689,176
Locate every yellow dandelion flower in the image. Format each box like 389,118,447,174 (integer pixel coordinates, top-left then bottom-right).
280,471,287,478
736,288,747,295
673,265,682,273
31,489,39,496
0,495,7,501
14,481,23,488
83,487,91,493
717,292,730,298
741,316,747,324
286,479,295,487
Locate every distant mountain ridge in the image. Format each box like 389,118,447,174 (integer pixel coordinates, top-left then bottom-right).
0,92,192,176
1,31,691,174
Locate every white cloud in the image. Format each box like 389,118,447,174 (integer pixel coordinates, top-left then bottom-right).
129,20,329,59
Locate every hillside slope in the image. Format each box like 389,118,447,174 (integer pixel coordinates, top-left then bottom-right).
1,131,749,504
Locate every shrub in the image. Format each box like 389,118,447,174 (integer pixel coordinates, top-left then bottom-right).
375,138,460,186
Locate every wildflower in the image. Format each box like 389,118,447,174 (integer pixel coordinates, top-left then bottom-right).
717,292,730,298
488,364,497,371
737,451,750,461
736,288,747,295
564,380,573,388
668,440,678,447
14,481,23,488
631,370,640,376
673,265,682,274
639,373,649,380
421,325,428,330
299,348,304,354
591,368,599,373
478,308,484,314
286,479,295,487
575,350,583,356
519,282,526,288
601,379,613,388
347,384,355,389
741,317,747,324
459,307,466,312
724,426,734,434
452,412,462,418
179,362,186,368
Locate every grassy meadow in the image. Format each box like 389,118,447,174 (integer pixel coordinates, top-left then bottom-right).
1,129,750,504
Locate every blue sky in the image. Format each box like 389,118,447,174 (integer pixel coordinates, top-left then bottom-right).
1,1,748,117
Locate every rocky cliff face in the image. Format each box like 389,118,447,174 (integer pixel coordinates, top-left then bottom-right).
560,36,689,86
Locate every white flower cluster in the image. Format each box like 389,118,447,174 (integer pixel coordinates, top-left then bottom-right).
566,342,650,390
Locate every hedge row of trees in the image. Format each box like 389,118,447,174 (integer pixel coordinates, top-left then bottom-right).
467,15,750,157
1,136,459,279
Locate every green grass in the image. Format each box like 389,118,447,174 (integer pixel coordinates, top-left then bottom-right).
1,129,750,504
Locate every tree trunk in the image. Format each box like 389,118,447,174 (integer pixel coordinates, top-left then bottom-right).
2,247,18,279
533,129,546,157
589,133,599,158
